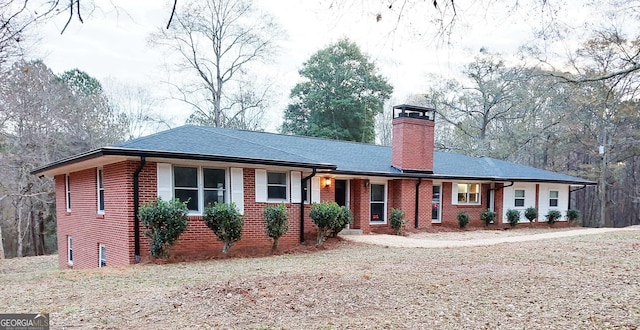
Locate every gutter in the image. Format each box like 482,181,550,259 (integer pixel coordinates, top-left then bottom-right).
568,184,587,209
133,156,146,263
415,178,422,228
300,168,317,244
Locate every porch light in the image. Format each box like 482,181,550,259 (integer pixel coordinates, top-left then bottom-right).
323,177,332,187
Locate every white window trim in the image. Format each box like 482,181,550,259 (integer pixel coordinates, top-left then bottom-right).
173,165,229,215
453,182,481,205
432,184,442,223
97,168,104,215
370,182,387,224
67,236,73,266
65,174,71,212
549,189,560,209
266,171,289,203
99,244,106,268
514,189,526,208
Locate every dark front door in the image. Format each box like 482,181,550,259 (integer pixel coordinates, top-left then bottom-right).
335,180,347,206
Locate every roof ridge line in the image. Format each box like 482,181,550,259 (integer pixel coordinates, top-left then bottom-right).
191,126,323,164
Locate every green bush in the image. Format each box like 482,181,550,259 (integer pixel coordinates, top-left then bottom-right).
546,210,562,225
330,206,353,237
524,207,538,223
566,209,581,223
203,203,244,254
480,209,496,226
457,211,470,229
390,208,406,235
264,204,289,252
310,202,351,247
139,197,189,258
506,209,521,227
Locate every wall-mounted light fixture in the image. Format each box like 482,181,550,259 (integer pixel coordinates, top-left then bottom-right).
323,177,332,187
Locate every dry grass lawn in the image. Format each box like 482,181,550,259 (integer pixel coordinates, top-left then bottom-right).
1,229,639,329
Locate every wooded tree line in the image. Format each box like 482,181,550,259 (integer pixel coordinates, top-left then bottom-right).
1,0,638,258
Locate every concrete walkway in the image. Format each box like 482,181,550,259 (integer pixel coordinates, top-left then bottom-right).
340,226,640,248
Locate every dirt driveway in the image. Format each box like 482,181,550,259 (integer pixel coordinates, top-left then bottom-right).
340,226,640,248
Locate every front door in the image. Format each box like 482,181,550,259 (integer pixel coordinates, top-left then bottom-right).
335,180,348,207
432,185,441,223
335,179,349,228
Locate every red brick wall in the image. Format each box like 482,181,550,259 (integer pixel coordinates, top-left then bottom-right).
55,161,140,269
350,179,370,233
494,183,505,225
440,182,491,228
391,117,435,171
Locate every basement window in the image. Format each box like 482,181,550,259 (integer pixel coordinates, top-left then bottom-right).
99,244,106,267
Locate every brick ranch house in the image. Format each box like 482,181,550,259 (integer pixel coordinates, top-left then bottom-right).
33,105,594,269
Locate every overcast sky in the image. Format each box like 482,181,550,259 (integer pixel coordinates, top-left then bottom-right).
32,0,585,132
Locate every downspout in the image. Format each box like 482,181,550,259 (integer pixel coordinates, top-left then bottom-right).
568,184,587,209
133,156,146,263
300,168,317,244
488,181,514,209
414,178,422,228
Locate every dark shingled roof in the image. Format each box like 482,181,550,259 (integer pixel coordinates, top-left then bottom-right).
109,125,592,184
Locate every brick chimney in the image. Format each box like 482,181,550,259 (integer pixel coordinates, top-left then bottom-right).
391,104,436,172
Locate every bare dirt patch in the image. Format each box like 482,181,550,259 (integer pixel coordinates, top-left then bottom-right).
1,230,639,329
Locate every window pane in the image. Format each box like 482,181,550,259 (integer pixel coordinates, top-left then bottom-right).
204,168,225,189
433,185,440,201
457,184,468,193
515,190,525,198
515,199,525,207
470,184,480,193
175,189,198,211
432,202,439,220
458,193,467,203
174,166,197,187
98,190,105,211
550,191,559,198
267,186,287,200
371,202,385,222
469,193,479,203
371,184,385,202
550,199,558,207
267,172,286,185
98,169,104,189
204,190,225,207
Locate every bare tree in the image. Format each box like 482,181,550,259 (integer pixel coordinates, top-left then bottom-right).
149,0,283,129
103,79,173,139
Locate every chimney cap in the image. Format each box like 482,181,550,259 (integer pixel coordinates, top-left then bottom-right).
393,104,435,121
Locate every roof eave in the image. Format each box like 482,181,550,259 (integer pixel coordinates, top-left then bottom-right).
32,147,337,176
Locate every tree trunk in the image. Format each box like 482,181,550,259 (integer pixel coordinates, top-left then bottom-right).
38,210,46,255
30,204,38,256
0,225,5,259
272,238,278,252
16,199,23,257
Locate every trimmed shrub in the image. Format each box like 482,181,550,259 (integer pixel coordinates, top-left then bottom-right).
310,202,350,247
546,210,562,225
203,203,244,254
330,206,353,237
139,197,189,259
457,211,470,229
506,209,521,227
480,209,496,226
566,209,581,223
264,204,289,252
390,208,406,235
524,207,538,224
